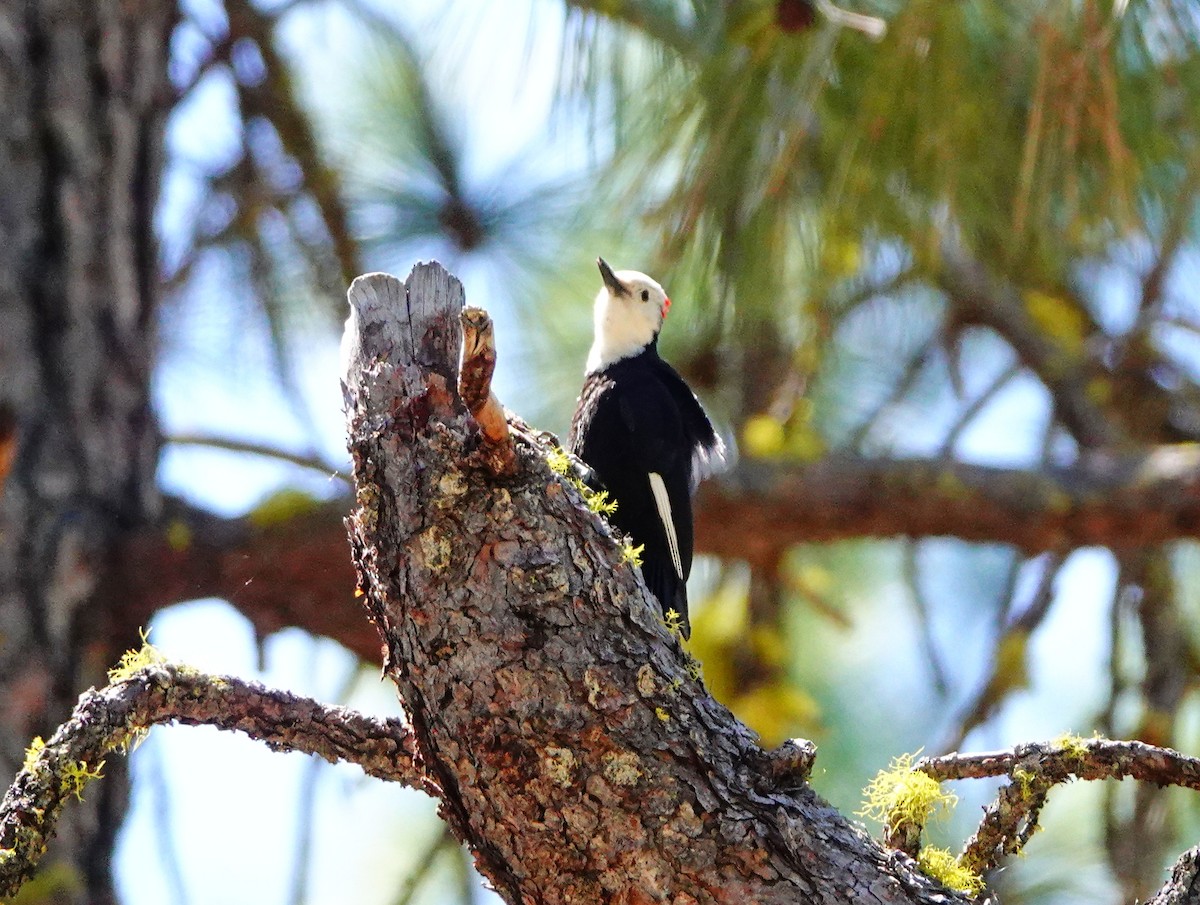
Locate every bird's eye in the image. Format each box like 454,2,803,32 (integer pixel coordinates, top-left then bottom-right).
641,290,650,302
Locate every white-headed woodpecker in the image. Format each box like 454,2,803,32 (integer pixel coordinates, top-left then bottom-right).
569,258,725,638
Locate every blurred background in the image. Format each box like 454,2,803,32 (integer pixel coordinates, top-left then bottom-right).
7,0,1200,902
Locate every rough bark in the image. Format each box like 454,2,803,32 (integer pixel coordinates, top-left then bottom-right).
0,0,175,899
341,264,968,905
1146,847,1200,905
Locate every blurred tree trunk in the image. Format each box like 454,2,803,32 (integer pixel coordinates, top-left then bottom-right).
0,1,175,900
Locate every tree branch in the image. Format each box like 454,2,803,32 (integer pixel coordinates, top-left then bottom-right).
108,444,1200,670
165,433,349,482
458,306,514,472
0,662,429,898
111,496,380,661
696,447,1200,563
1146,846,1200,905
937,249,1125,448
915,737,1200,875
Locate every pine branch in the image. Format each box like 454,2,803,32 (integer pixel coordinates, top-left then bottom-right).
166,433,349,481
0,662,428,898
937,249,1124,448
696,446,1200,563
107,442,1200,672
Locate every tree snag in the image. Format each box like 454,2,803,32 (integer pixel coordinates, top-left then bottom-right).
340,263,965,904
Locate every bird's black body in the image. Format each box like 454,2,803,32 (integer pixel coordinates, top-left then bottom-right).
570,343,722,638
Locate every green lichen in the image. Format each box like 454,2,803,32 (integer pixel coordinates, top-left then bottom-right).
662,609,686,640
917,846,985,896
107,628,167,684
621,542,645,567
61,759,104,802
22,737,45,774
547,446,619,518
858,751,958,833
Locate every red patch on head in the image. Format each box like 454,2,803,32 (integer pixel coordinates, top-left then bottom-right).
661,296,671,318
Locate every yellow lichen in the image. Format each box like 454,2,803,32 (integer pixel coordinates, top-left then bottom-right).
61,759,105,802
621,542,645,567
662,609,686,640
584,669,603,707
858,751,957,832
115,727,151,755
1053,732,1089,764
547,446,619,518
23,737,45,774
586,489,619,516
1023,290,1087,357
1012,766,1036,795
165,519,192,551
437,471,466,497
655,707,671,722
247,487,323,528
917,846,985,896
546,446,573,475
107,628,167,684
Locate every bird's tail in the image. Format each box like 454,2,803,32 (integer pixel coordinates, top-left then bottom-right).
642,559,690,640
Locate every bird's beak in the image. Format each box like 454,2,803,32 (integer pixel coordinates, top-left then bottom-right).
597,257,627,296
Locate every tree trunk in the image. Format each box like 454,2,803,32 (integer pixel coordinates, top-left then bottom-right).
342,265,971,905
0,1,174,900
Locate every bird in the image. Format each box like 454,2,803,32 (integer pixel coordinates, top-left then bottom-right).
569,257,725,639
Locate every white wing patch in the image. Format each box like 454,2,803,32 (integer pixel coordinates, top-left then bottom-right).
648,472,684,580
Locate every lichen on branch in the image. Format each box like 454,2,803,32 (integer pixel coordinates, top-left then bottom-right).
0,655,426,899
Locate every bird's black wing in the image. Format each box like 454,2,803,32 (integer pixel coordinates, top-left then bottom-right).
651,358,727,490
570,363,696,636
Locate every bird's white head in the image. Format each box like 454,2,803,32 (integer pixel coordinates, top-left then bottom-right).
586,257,672,373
